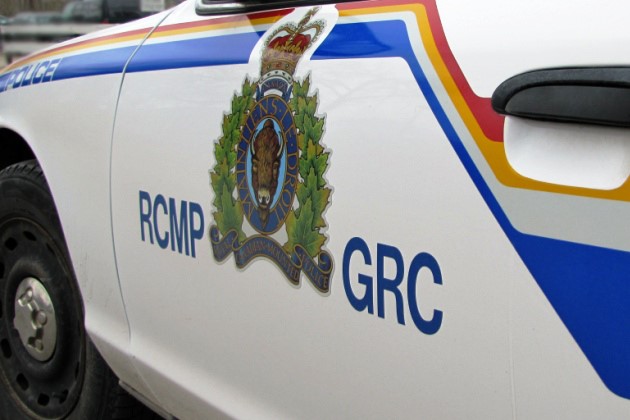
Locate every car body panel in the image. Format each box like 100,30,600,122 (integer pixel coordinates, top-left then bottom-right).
0,0,629,418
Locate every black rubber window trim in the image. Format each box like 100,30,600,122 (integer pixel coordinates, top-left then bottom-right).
492,67,630,127
195,0,363,15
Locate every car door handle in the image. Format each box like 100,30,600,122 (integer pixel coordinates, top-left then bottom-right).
492,67,630,128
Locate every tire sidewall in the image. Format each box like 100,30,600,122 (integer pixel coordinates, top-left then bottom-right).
0,163,87,419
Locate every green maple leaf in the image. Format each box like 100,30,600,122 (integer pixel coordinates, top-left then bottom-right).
211,158,228,181
219,157,230,174
306,138,317,159
294,113,304,134
311,188,330,228
220,116,231,142
215,184,243,237
296,97,308,127
305,170,330,228
210,173,220,210
240,110,249,127
295,170,330,228
299,160,314,185
242,78,255,97
296,183,309,210
299,155,311,182
313,152,329,189
302,114,314,143
301,76,311,97
292,77,307,100
311,117,324,144
297,133,306,152
214,142,226,163
228,128,241,152
290,89,300,112
299,142,329,185
304,94,317,117
210,170,232,211
231,95,242,116
285,200,325,257
222,123,233,147
226,149,237,169
227,172,236,193
294,79,308,106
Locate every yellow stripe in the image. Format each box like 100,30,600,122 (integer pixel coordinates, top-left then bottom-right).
341,4,630,201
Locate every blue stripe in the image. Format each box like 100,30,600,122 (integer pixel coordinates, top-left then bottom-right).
54,46,135,80
126,32,263,73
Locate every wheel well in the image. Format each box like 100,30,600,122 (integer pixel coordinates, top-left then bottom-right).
0,129,36,171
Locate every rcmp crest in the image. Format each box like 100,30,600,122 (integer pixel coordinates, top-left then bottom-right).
209,8,333,293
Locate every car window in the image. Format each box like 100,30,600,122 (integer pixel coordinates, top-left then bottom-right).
10,12,61,24
61,0,146,24
107,0,143,24
69,2,103,23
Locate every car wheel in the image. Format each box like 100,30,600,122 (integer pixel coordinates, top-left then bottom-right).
0,160,154,419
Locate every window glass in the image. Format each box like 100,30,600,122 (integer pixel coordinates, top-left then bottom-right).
107,0,143,23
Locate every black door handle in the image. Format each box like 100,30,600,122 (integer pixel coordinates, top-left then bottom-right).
492,67,630,127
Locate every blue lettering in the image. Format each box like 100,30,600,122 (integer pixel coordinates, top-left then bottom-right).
43,59,61,82
21,64,36,87
343,237,374,314
13,67,28,86
5,72,17,91
153,194,169,249
377,243,405,325
137,190,204,258
139,190,154,244
32,61,49,84
169,198,189,256
189,202,204,258
408,253,443,335
343,238,443,335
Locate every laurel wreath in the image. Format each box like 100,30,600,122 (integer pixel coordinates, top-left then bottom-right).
285,75,331,257
210,76,331,258
209,78,255,243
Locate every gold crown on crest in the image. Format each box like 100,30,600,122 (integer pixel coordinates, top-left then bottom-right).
260,8,325,80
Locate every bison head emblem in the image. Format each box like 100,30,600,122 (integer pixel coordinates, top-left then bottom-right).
251,119,285,227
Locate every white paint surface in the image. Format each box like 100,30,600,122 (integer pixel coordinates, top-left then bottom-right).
505,118,630,190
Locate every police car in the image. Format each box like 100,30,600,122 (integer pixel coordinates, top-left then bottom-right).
0,0,629,418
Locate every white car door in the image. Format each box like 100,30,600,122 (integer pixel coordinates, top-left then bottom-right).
111,0,630,418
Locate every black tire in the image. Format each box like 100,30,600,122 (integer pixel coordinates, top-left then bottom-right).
0,161,156,420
